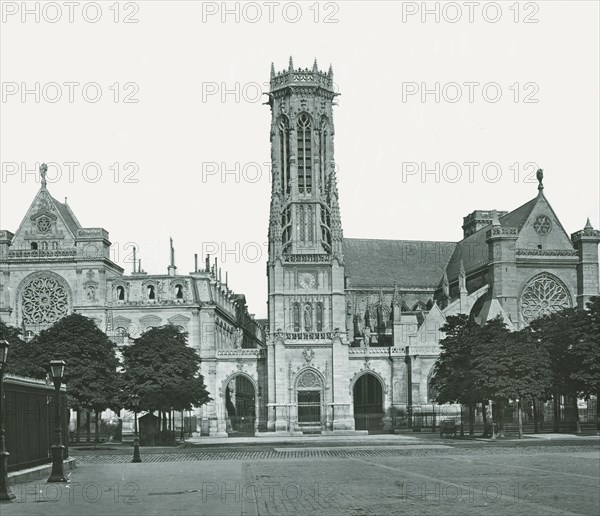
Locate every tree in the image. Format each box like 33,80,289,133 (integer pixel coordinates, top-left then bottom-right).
0,322,37,377
121,325,210,442
470,317,552,438
430,314,485,434
531,297,600,431
20,314,120,443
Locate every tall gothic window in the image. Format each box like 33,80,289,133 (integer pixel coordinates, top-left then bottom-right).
319,117,328,192
304,303,313,331
316,303,324,332
320,205,332,251
147,285,155,300
278,117,290,195
297,113,312,194
116,286,125,301
293,303,300,332
298,205,306,242
281,205,292,251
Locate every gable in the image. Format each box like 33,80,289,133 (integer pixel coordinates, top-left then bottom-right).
515,194,574,251
10,188,80,250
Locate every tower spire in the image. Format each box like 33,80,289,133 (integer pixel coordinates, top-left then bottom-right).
168,237,177,276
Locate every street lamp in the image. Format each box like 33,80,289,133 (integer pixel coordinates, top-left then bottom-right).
47,359,66,483
0,340,15,502
405,343,413,430
130,395,141,463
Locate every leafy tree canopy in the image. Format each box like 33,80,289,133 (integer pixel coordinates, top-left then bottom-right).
121,325,211,412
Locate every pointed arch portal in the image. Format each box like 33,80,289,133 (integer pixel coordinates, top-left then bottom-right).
353,373,384,432
225,375,256,436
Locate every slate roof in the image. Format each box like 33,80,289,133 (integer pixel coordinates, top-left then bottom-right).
445,196,539,281
49,195,81,235
343,238,456,289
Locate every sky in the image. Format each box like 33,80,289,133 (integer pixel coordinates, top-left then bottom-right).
1,0,599,318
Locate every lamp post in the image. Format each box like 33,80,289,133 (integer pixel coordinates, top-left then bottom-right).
131,395,141,463
47,359,66,483
0,340,15,502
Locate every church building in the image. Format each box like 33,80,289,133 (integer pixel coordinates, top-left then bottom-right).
1,59,598,436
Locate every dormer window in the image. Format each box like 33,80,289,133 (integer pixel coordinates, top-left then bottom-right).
116,286,125,301
147,285,155,300
175,284,183,299
31,242,38,250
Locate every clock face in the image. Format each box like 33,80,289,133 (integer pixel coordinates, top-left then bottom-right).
298,272,317,289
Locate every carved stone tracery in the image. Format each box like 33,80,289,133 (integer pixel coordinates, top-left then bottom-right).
521,273,572,323
21,274,69,324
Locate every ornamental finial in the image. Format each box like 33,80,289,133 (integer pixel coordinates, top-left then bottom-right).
40,163,48,188
288,56,294,72
584,217,593,230
270,62,275,78
536,168,544,190
313,58,318,72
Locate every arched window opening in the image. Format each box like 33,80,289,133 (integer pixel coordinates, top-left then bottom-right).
31,242,38,250
298,205,306,242
316,303,323,332
278,117,291,195
116,286,125,301
41,241,48,250
51,241,58,250
147,285,155,300
175,284,184,299
281,206,292,251
319,117,328,191
115,327,128,345
293,303,300,332
297,114,312,194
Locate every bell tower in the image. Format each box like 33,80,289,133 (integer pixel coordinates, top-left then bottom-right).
266,58,352,432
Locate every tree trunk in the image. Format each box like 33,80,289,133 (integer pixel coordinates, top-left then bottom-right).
158,411,162,444
490,400,497,440
533,398,539,434
94,409,101,444
517,400,523,439
468,403,475,435
553,394,560,432
597,392,599,432
482,402,488,437
572,396,581,434
86,410,91,442
498,400,505,437
76,409,81,443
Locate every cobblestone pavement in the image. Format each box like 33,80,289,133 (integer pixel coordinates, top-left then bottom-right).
5,440,599,515
73,442,598,464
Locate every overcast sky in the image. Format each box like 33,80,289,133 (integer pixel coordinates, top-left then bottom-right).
1,0,598,318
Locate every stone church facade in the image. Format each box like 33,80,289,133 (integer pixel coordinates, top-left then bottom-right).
1,59,598,436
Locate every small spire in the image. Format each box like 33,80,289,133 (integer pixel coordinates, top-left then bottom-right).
392,282,401,307
459,259,466,279
288,56,294,72
132,247,137,273
64,197,68,205
40,163,48,189
312,58,318,72
169,237,175,267
442,269,449,287
584,217,593,230
536,168,544,191
270,62,275,78
328,63,333,76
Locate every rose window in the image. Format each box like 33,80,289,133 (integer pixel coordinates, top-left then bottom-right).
533,215,552,236
21,276,69,324
521,273,572,323
36,217,52,233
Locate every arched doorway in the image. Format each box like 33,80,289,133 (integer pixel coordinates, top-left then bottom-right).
225,375,256,436
353,374,384,433
296,369,324,433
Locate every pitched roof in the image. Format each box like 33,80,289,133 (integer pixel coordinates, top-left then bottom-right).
343,238,456,289
445,196,538,281
49,195,81,235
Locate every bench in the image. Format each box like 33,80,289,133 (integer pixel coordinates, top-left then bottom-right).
439,420,457,438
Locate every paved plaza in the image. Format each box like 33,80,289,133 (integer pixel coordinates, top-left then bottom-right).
3,435,599,516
